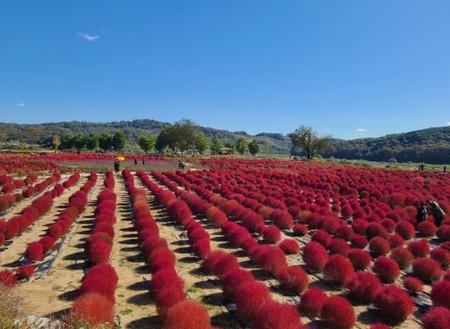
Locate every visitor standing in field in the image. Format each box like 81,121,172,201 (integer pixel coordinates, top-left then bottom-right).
427,200,445,227
114,159,120,174
416,202,428,223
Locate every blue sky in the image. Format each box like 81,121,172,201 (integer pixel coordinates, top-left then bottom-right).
1,1,449,140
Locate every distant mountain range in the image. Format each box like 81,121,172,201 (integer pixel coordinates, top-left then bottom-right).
0,120,449,164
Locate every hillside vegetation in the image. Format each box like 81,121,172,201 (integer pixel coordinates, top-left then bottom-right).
0,120,449,163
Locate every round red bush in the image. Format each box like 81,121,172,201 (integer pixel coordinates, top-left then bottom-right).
334,225,353,241
155,286,186,321
402,276,423,294
395,221,416,240
262,225,282,244
0,269,17,287
279,239,300,255
87,240,112,265
299,287,328,318
163,300,211,329
16,264,35,279
251,300,302,329
276,265,309,294
430,280,450,308
372,256,400,283
412,257,443,282
417,221,438,237
311,229,332,248
437,225,450,241
327,238,350,256
24,241,44,262
387,234,404,248
149,268,184,298
192,238,211,259
212,253,239,279
70,292,115,327
407,239,430,257
257,246,287,275
201,250,227,275
430,247,450,268
222,267,254,299
234,280,271,323
292,223,308,236
323,254,355,287
321,295,355,329
421,306,450,329
347,248,372,271
350,234,368,249
302,241,329,271
373,285,414,323
390,247,414,268
47,223,63,241
366,222,389,240
369,236,391,255
344,271,381,304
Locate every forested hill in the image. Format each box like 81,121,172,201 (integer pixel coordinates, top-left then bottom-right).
323,126,450,164
0,120,449,163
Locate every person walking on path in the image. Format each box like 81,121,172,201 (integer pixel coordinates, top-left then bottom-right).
114,159,120,174
427,200,445,227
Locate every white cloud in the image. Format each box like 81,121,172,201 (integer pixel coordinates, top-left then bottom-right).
356,128,367,132
447,122,450,126
78,33,100,42
18,103,25,107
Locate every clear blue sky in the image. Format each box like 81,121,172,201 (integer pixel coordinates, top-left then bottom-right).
1,1,449,140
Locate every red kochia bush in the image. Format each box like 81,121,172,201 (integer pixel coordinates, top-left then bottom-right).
390,247,414,268
70,292,115,328
421,306,450,329
369,323,392,329
311,229,332,248
369,236,391,255
327,238,350,256
16,264,35,279
163,300,211,329
300,287,328,318
279,239,300,255
321,295,355,329
293,223,308,236
407,239,430,258
155,286,186,321
0,269,17,287
365,222,389,240
388,234,404,248
192,238,211,259
234,280,271,323
251,300,302,329
212,253,239,279
323,254,354,287
149,268,184,298
417,221,438,236
87,241,112,265
24,241,44,262
430,247,450,268
201,250,227,275
430,280,450,308
262,225,282,244
412,257,443,282
373,285,414,323
437,225,450,241
47,223,63,241
350,234,369,249
402,276,424,294
222,267,254,299
347,248,372,271
257,246,287,275
276,265,309,294
344,271,381,304
334,225,353,241
372,256,400,283
302,241,329,271
395,221,416,240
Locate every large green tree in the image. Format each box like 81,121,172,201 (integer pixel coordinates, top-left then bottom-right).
62,133,75,151
155,119,199,153
235,137,247,155
210,136,222,154
72,133,86,152
288,125,332,159
112,130,126,151
98,132,113,153
85,133,99,153
248,139,260,156
195,132,208,154
138,135,156,154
